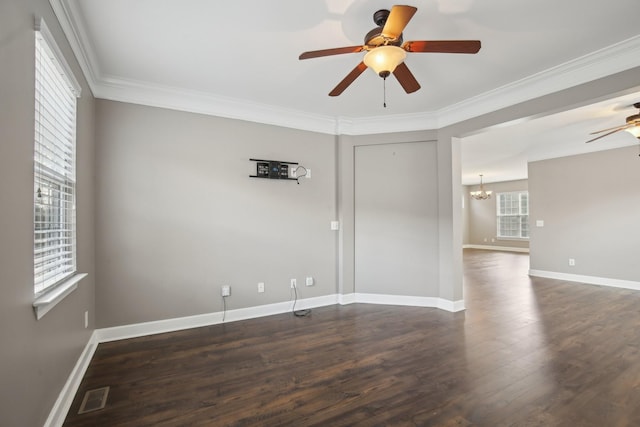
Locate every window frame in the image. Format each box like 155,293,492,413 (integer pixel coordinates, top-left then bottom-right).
32,18,84,319
496,191,529,240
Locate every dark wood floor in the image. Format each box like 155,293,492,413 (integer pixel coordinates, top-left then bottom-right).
64,249,640,426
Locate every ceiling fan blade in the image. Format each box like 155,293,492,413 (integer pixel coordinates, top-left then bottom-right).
403,40,481,54
393,62,421,94
299,46,365,60
382,5,417,40
585,127,626,143
589,124,632,135
329,62,368,96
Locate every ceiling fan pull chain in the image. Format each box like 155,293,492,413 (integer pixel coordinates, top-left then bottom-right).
383,76,387,108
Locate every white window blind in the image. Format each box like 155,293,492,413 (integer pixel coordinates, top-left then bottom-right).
34,20,81,295
497,191,529,239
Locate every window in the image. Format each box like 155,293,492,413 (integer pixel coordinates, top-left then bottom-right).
33,20,81,295
497,191,529,239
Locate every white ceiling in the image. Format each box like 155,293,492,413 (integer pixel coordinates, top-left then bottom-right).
461,92,640,185
52,0,640,182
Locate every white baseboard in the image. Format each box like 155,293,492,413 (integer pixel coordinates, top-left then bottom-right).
528,269,640,291
339,292,464,312
464,244,530,253
49,292,464,425
338,293,356,305
97,294,340,343
44,331,99,427
97,293,466,343
438,298,466,312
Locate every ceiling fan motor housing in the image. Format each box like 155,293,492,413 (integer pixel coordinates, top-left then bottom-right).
365,9,403,47
627,114,640,125
626,103,640,130
373,9,390,26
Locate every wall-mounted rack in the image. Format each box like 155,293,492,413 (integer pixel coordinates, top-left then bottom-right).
249,158,298,181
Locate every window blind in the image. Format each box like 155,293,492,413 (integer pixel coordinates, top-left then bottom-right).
34,20,81,295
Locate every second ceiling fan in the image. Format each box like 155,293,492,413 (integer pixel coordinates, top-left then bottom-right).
586,102,640,143
299,5,481,97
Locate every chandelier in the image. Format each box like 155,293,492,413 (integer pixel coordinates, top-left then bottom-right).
470,174,492,200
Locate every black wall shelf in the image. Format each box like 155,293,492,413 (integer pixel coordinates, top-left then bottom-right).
249,158,299,181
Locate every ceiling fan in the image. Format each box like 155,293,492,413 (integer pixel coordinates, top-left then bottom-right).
586,102,640,143
298,5,481,97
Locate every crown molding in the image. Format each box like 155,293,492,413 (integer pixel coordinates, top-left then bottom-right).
49,0,101,93
95,75,338,135
52,0,640,136
337,111,439,135
437,35,640,128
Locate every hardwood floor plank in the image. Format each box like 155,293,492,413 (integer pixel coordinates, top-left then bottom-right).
63,249,640,426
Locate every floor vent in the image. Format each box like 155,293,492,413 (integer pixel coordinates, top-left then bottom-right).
78,386,110,414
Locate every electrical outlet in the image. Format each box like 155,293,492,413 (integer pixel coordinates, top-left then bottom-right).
305,277,314,286
290,278,297,288
258,282,265,293
569,258,575,266
221,285,230,297
305,169,311,179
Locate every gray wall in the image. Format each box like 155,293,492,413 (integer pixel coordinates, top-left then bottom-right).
95,100,338,327
0,1,96,426
354,141,439,296
529,146,640,281
466,179,530,250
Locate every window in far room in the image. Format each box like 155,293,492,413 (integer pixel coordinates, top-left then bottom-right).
496,191,529,239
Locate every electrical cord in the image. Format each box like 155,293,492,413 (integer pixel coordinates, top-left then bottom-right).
292,285,311,317
293,165,307,184
222,295,227,323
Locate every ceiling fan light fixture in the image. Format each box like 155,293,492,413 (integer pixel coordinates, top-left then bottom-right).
625,112,640,138
363,45,406,77
625,125,640,139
